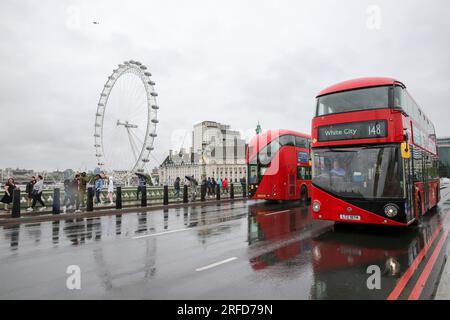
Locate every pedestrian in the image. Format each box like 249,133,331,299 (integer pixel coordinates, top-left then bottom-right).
190,176,198,201
206,177,212,197
78,172,88,208
28,175,46,211
240,176,246,189
223,178,229,194
1,178,17,212
107,175,114,205
25,176,36,207
63,179,71,209
72,174,81,212
94,174,104,204
174,177,181,199
137,174,146,200
217,178,223,194
211,178,217,195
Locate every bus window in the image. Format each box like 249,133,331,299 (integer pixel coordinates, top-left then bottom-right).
295,136,309,149
279,135,295,147
249,165,259,184
316,86,390,116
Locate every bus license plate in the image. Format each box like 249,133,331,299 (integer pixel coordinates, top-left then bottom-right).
339,214,361,221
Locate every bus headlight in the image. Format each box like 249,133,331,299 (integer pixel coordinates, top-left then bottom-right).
384,204,399,218
312,201,321,213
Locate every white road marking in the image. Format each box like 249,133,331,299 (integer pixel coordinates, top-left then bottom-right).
195,257,238,272
132,228,190,239
264,210,291,217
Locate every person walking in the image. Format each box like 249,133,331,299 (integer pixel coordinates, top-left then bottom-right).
72,175,81,212
211,178,217,196
94,174,104,205
217,178,223,194
174,177,181,199
1,178,17,212
223,178,229,194
78,172,88,208
28,175,46,211
240,176,246,192
206,177,212,197
107,175,114,205
190,176,198,201
25,176,36,208
137,174,146,200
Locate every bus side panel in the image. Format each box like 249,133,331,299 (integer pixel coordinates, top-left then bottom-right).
428,180,440,209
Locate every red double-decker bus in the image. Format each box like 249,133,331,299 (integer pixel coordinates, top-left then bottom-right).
247,130,312,201
311,77,439,226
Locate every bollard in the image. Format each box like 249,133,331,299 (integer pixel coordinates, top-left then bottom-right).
116,187,122,209
201,184,206,202
52,188,61,215
163,185,169,205
87,187,94,212
183,185,188,203
141,186,147,207
230,184,234,199
216,185,221,201
11,189,21,218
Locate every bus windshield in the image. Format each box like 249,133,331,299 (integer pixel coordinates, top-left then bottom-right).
317,86,391,116
312,145,403,199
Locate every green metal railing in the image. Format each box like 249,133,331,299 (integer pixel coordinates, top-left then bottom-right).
18,184,246,208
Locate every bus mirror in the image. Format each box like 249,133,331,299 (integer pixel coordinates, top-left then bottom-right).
401,142,411,159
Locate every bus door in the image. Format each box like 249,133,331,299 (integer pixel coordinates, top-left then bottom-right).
288,165,296,197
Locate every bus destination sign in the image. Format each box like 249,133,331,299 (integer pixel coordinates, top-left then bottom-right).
318,120,388,142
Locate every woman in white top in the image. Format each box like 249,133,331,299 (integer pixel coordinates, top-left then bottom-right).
107,176,114,205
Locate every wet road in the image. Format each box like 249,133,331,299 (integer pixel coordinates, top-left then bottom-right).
1,188,450,300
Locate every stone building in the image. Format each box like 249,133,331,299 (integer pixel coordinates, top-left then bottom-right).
159,121,247,185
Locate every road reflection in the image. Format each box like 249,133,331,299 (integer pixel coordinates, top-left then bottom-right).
247,201,448,300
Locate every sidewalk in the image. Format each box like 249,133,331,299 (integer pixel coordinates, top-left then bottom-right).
0,196,248,226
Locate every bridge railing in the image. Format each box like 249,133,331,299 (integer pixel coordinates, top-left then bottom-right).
18,184,246,209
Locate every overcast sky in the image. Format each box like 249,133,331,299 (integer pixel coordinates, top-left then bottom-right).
1,0,449,171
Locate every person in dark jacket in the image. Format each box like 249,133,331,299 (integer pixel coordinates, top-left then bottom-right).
25,176,36,207
1,178,17,212
174,177,181,198
206,177,212,196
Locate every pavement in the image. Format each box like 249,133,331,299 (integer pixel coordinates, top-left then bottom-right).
0,189,450,300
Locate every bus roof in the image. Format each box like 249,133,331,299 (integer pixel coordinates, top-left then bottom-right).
317,77,406,97
248,129,310,155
